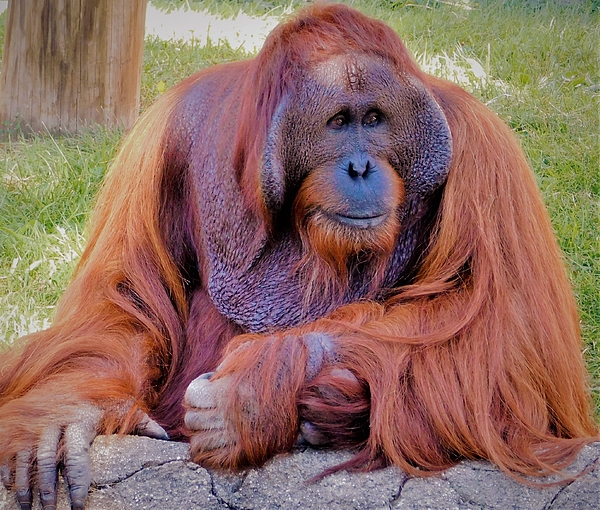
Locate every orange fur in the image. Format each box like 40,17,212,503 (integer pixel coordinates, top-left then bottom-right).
293,162,405,310
0,3,597,489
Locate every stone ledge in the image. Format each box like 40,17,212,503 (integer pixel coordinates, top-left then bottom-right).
0,436,598,509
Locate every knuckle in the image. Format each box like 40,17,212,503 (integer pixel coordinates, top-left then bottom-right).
299,420,328,446
184,377,215,408
36,449,58,464
303,332,335,380
64,449,89,465
39,488,57,504
184,410,203,430
184,409,225,431
185,374,232,408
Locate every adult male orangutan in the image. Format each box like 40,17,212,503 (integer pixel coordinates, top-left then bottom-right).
0,3,597,509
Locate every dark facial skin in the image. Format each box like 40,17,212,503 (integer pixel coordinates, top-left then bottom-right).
274,54,446,236
206,53,451,333
186,55,452,467
317,102,398,229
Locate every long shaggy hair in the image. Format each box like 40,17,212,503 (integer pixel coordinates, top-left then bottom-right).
0,2,596,490
292,166,405,312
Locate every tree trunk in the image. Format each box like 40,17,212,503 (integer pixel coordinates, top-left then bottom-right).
0,0,148,134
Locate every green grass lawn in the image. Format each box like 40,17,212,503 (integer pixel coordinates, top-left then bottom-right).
0,0,598,413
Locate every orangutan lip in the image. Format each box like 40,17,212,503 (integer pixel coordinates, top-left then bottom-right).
333,213,388,228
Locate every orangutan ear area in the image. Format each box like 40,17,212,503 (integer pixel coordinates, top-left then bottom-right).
0,3,597,510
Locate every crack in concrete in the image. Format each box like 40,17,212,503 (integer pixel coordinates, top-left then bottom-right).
206,470,237,510
389,474,411,508
92,459,187,488
544,480,573,510
544,456,599,510
76,441,599,509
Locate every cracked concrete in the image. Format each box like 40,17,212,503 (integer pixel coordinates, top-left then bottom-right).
0,436,598,509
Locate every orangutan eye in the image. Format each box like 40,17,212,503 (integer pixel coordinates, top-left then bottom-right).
363,111,380,126
328,113,348,130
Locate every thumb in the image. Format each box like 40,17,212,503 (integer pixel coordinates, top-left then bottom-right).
134,411,170,440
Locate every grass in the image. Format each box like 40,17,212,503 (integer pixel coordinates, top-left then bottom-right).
0,0,598,412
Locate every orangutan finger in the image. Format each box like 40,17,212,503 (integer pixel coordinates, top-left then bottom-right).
134,411,170,441
37,424,61,510
298,421,328,446
0,463,11,490
303,332,335,380
14,449,32,510
189,428,230,451
184,373,231,410
63,408,101,510
184,407,226,432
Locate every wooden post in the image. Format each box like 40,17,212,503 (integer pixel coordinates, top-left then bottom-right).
0,0,148,134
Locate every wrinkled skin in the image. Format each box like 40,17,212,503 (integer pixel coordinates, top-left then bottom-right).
2,53,450,510
2,5,595,509
2,7,455,509
203,56,450,334
0,406,167,510
184,333,358,453
183,54,450,462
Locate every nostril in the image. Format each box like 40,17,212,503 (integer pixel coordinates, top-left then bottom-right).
347,160,372,179
348,161,359,179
